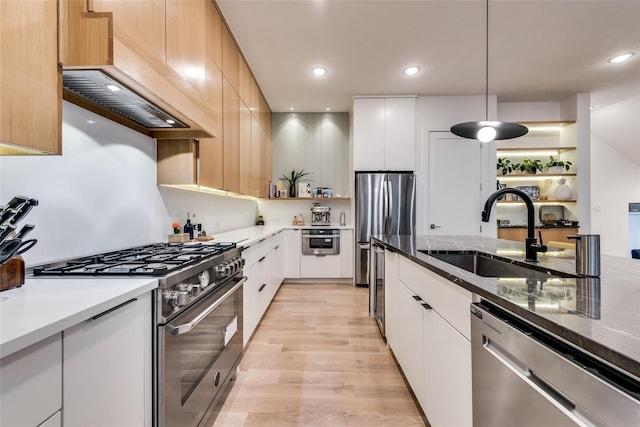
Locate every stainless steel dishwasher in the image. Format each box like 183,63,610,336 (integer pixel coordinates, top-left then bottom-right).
471,301,640,427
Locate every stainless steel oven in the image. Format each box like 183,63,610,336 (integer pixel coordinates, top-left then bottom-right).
302,228,340,255
158,273,245,427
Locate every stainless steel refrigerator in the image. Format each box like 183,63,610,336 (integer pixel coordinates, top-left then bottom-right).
355,172,416,287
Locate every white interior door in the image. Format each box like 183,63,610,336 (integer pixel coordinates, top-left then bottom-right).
427,132,482,235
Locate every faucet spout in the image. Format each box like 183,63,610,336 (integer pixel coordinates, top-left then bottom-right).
482,188,546,262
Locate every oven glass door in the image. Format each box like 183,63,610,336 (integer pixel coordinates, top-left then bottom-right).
309,236,335,249
159,276,244,427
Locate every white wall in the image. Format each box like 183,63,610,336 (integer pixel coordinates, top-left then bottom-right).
590,135,640,257
590,78,640,257
415,95,496,236
0,102,256,266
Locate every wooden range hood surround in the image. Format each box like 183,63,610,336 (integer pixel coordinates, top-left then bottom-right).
58,0,216,139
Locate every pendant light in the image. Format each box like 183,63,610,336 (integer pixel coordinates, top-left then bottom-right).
450,0,528,142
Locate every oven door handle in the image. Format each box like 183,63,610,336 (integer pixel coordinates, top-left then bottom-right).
167,277,247,336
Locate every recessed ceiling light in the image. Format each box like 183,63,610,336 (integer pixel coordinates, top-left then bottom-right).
86,120,96,124
166,119,175,125
312,67,327,77
290,107,294,111
105,84,121,92
404,66,420,75
326,107,331,111
608,52,635,63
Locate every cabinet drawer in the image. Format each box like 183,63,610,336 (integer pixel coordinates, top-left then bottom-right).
0,333,62,427
398,256,472,339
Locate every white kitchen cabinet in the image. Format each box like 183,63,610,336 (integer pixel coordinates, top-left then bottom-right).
383,249,399,350
63,292,152,427
340,229,354,278
386,255,473,426
422,308,472,427
394,281,425,405
0,333,62,427
284,229,301,279
300,252,341,278
243,231,286,345
353,97,416,171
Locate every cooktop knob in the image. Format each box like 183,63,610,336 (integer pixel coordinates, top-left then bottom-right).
163,290,188,308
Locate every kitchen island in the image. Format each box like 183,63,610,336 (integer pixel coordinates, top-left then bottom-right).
372,234,640,379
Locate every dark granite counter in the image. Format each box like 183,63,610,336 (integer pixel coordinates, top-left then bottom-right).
372,234,640,379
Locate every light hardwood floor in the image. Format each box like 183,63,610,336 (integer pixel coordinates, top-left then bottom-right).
211,283,426,427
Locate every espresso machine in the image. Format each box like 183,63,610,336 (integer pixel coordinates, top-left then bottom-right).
310,203,331,226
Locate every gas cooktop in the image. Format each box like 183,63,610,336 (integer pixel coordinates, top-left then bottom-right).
33,242,236,277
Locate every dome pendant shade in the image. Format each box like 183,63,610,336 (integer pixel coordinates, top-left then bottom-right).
451,121,529,142
450,0,528,143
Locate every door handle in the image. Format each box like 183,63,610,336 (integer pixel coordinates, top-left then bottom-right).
430,224,442,230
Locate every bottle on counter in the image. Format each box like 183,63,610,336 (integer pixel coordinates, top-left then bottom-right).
293,216,298,225
183,213,194,240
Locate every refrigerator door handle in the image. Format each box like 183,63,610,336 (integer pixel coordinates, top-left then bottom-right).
383,176,391,235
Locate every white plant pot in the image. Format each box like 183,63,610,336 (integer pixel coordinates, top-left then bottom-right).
548,166,564,174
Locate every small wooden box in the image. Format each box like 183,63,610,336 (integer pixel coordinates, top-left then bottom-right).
168,233,190,243
0,257,25,292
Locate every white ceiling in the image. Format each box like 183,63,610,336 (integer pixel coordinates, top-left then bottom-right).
217,0,640,163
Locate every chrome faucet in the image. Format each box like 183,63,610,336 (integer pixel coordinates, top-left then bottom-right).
482,188,547,262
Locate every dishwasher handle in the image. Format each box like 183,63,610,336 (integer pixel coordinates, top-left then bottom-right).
483,336,602,427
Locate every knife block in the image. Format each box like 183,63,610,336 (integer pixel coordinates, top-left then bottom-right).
0,257,25,291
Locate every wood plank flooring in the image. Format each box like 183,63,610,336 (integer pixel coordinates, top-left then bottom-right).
211,283,426,427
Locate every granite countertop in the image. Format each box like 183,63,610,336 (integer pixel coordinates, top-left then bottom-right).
0,277,158,359
372,234,640,379
499,224,579,229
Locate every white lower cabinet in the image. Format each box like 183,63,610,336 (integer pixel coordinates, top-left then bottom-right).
0,333,62,427
300,253,341,278
395,281,425,405
340,229,354,278
284,229,301,279
63,292,152,427
422,307,472,427
386,252,473,427
243,231,285,346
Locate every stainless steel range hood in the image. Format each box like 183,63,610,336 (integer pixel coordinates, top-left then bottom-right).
62,70,189,131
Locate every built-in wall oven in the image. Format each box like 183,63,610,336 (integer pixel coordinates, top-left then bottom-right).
302,229,340,255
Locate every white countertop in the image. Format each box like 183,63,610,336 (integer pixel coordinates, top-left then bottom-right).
0,277,157,358
214,225,354,248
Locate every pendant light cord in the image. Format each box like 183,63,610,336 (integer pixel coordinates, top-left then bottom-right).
485,0,489,121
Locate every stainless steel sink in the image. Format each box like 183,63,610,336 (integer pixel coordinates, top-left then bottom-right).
419,250,575,279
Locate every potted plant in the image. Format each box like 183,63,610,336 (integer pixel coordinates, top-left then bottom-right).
514,158,543,174
279,169,312,198
545,156,572,173
497,157,513,175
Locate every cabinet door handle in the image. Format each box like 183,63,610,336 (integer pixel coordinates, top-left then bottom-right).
430,224,442,229
258,284,267,292
258,256,266,263
91,298,137,320
274,245,280,250
421,302,433,310
412,295,422,301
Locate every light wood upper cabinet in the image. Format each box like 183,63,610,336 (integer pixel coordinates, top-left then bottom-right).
157,140,197,185
223,77,241,193
205,0,222,68
1,0,61,155
222,25,239,93
239,57,252,106
90,0,165,61
166,0,205,90
199,137,224,190
239,101,253,195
